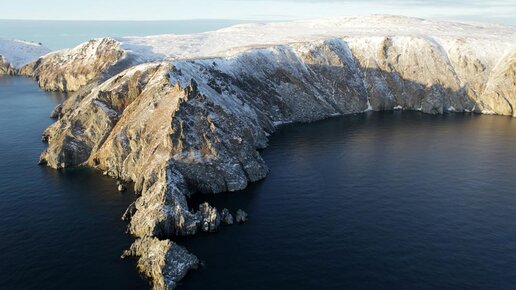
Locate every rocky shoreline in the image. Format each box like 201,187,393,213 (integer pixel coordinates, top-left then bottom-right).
1,16,515,289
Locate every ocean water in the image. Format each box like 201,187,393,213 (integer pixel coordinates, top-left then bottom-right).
182,112,516,290
0,19,249,50
0,76,147,289
2,21,516,290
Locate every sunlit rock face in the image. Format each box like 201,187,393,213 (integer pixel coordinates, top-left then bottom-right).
122,237,199,290
27,15,515,289
0,56,15,75
19,38,125,92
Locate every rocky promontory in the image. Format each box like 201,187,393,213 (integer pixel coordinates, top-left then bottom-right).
20,15,516,289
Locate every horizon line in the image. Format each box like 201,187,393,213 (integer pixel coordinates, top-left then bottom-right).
0,15,513,28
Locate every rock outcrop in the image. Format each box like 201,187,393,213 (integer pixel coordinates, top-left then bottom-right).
0,56,15,75
235,209,249,223
122,237,199,290
49,104,63,119
19,38,125,91
221,208,234,225
27,15,515,288
198,203,221,232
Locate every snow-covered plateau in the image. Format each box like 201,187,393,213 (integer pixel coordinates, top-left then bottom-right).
0,39,50,75
8,15,516,289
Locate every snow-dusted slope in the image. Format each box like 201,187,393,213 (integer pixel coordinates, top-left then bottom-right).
19,38,124,91
22,15,515,92
29,15,516,289
117,15,515,62
0,39,50,72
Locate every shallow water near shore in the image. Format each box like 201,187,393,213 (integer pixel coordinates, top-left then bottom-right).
183,111,516,289
3,77,516,289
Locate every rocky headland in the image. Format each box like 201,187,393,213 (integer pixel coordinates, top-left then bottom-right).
10,15,516,289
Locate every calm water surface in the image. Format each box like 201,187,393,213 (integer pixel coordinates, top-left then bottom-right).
2,76,516,289
183,111,516,290
0,76,147,289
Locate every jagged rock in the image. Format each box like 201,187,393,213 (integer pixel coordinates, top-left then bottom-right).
198,202,221,232
19,38,125,91
128,166,200,238
122,237,199,290
235,209,248,223
49,104,62,119
0,56,14,75
221,208,234,225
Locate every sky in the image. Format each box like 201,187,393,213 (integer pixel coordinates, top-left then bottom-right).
0,0,514,25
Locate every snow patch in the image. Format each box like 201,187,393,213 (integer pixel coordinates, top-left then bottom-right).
110,15,515,63
481,109,496,115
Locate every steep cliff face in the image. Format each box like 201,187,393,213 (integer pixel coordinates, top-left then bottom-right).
30,16,515,289
121,237,199,290
19,38,125,91
480,50,516,116
0,39,50,75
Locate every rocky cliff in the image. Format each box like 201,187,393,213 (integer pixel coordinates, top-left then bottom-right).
0,56,15,75
27,15,516,289
19,38,126,91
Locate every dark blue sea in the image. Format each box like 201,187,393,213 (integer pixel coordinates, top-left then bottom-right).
2,21,516,290
183,112,516,289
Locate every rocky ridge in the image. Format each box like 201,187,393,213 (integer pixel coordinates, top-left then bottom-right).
21,15,516,289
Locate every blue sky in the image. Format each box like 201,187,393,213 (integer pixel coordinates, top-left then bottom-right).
0,0,514,25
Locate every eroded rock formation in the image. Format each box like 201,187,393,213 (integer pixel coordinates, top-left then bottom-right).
19,38,125,91
0,56,15,75
122,237,199,290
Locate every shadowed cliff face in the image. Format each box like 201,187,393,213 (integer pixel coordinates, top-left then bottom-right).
32,35,515,289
